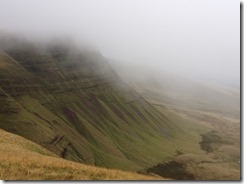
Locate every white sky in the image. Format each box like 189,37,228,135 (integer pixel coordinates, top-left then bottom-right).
0,0,240,86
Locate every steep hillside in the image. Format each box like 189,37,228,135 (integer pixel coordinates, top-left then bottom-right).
0,128,166,180
0,37,202,171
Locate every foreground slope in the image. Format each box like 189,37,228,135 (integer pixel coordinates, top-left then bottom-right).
0,128,165,180
0,37,195,171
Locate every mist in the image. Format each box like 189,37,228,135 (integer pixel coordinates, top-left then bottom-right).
0,0,240,88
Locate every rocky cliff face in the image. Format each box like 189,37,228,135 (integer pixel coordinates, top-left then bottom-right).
0,38,181,171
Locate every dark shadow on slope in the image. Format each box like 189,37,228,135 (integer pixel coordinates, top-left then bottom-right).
146,161,195,180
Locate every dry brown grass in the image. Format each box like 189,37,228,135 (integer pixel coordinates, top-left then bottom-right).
0,129,167,180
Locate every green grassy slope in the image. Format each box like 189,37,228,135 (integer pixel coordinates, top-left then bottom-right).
0,39,204,171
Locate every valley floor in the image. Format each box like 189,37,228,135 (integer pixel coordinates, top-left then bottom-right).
146,101,240,180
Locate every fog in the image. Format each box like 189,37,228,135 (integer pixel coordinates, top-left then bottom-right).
0,0,240,88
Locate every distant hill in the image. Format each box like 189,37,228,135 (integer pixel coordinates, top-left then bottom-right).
111,62,240,118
